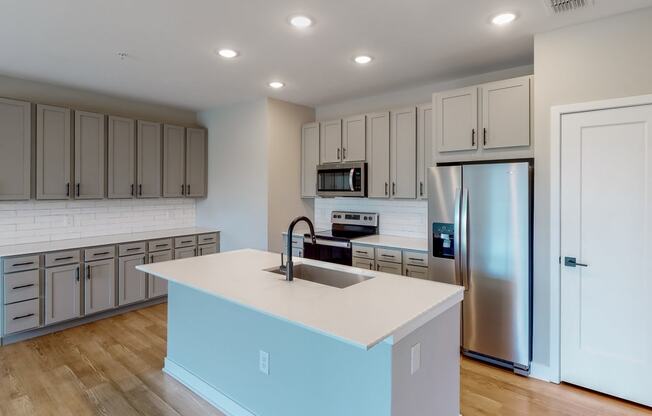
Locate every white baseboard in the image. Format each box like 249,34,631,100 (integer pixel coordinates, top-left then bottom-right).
164,358,255,416
529,361,557,383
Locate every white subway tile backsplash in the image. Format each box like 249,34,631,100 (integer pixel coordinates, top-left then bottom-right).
0,199,196,246
314,198,427,239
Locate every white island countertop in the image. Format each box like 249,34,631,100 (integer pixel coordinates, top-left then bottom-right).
0,227,219,257
138,249,462,349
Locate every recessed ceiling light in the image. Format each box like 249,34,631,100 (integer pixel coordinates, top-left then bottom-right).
492,12,517,25
217,49,239,59
269,81,285,89
289,15,313,28
354,55,373,65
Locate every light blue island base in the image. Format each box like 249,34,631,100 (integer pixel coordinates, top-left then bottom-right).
163,282,461,416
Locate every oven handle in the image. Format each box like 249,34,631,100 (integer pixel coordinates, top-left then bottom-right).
304,237,351,249
349,168,355,191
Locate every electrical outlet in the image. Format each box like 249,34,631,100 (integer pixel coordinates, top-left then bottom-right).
259,350,269,375
411,343,421,375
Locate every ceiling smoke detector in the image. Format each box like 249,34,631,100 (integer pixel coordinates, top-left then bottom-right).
546,0,593,14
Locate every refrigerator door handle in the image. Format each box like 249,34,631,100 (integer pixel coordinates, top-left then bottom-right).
453,188,462,286
460,188,470,291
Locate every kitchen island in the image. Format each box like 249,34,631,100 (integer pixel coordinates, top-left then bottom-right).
138,249,463,416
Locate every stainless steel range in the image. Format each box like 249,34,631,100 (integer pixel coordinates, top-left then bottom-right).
303,211,379,266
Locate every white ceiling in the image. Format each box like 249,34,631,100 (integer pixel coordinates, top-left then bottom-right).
1,0,651,111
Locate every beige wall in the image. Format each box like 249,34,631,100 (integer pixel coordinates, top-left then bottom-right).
0,74,198,126
267,98,316,253
533,7,652,371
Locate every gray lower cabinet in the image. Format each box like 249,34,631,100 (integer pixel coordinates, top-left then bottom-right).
36,104,72,200
366,112,390,198
0,98,32,201
352,257,374,270
74,111,105,199
375,260,402,275
175,247,196,259
44,263,81,325
118,254,147,306
137,121,162,198
84,258,115,315
148,250,171,298
404,265,429,280
163,124,186,197
185,128,207,197
390,107,417,199
108,116,136,198
198,243,218,256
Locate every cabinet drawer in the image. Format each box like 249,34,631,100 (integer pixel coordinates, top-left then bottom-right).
148,239,172,253
352,245,375,260
4,269,40,304
84,246,115,261
404,265,429,280
118,242,146,257
403,251,428,267
198,233,218,245
375,260,403,275
175,247,196,259
3,255,40,273
45,250,80,267
376,247,402,264
4,299,40,335
352,257,374,270
175,236,197,249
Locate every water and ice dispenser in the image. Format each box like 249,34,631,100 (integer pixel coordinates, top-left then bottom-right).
432,222,455,259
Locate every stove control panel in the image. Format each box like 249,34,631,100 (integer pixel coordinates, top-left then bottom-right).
331,211,379,227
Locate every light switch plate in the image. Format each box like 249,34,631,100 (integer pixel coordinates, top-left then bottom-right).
411,343,421,375
259,350,269,375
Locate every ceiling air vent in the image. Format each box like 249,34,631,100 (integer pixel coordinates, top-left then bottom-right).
546,0,593,13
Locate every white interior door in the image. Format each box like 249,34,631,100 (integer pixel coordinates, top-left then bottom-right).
560,104,652,407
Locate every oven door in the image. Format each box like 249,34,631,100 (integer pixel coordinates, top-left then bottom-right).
316,163,366,197
303,238,352,266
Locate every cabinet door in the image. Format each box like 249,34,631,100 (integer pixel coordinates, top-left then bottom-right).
84,259,115,314
185,128,207,197
137,120,162,198
366,112,390,198
36,104,72,200
352,257,374,270
175,247,196,259
319,119,342,164
417,104,432,200
148,250,172,298
163,124,186,197
107,116,136,199
118,255,147,306
481,76,531,149
375,260,402,276
45,263,81,325
74,111,105,199
199,244,218,256
390,107,417,199
0,98,31,200
342,115,366,162
434,86,478,152
301,122,320,198
404,265,429,280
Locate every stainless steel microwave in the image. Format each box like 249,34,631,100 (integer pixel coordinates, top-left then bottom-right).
316,162,367,197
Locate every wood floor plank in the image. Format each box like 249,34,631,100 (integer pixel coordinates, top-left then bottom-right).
1,303,651,416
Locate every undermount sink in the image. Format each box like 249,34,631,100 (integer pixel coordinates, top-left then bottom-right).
264,263,375,289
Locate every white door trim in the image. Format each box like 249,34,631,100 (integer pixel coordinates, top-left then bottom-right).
549,93,652,384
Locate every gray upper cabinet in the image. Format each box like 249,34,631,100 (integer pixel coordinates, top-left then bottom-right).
320,119,342,164
0,98,31,200
108,116,136,199
342,115,366,162
417,104,433,200
366,112,390,198
301,122,320,198
163,124,185,198
434,86,478,153
36,104,72,200
44,263,81,325
390,107,417,199
185,128,207,198
137,121,162,198
74,111,105,199
118,254,147,306
480,76,531,149
84,258,115,315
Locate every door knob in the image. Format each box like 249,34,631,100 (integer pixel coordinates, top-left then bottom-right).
564,257,588,268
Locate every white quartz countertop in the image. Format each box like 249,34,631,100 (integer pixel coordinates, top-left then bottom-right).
352,235,428,252
0,227,219,257
138,249,462,349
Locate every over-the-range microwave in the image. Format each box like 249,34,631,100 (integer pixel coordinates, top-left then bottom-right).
316,162,367,197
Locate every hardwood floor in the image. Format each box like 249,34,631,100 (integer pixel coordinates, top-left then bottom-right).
1,303,650,416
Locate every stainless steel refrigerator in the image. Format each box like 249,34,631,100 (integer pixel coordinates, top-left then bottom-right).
427,161,533,375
